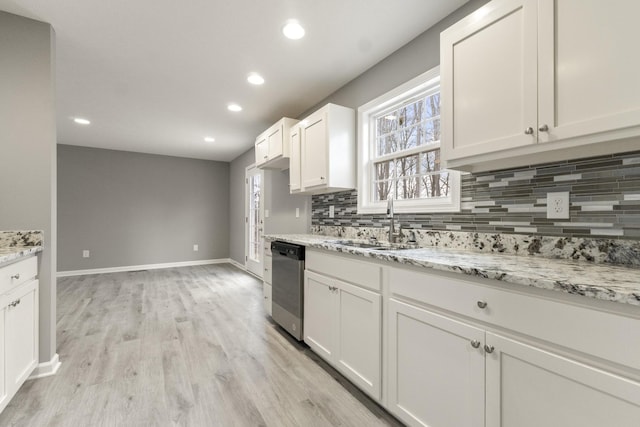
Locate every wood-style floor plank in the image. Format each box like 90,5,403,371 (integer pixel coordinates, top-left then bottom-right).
0,264,402,426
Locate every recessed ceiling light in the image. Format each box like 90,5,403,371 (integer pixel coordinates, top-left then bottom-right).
227,103,243,112
73,117,91,125
204,137,215,143
282,19,305,40
247,73,265,85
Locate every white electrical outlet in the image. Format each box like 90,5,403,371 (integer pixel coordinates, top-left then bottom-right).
265,209,269,218
547,191,570,219
295,208,300,218
329,205,335,218
82,250,90,258
193,244,199,251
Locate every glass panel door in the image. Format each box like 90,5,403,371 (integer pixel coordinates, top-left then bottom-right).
245,166,264,277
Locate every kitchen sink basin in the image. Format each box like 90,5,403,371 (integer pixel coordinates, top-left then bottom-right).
333,240,415,251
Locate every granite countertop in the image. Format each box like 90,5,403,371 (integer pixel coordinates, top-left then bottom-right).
265,234,640,307
0,246,42,266
0,230,44,267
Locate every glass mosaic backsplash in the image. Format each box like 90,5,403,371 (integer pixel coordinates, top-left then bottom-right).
312,150,640,240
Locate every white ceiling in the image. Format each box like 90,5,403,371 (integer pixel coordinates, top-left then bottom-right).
0,0,467,161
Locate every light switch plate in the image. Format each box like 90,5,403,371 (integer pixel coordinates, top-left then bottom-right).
547,191,570,219
265,209,270,218
82,250,90,258
295,208,300,218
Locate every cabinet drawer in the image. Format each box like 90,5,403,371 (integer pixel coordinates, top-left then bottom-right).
0,256,37,295
306,250,381,292
389,266,640,371
263,254,272,285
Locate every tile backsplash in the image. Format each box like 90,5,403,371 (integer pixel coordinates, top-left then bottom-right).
312,150,640,240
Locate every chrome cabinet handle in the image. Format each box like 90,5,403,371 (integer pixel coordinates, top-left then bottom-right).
9,299,21,308
10,273,20,280
539,124,549,132
524,127,534,135
263,155,268,159
484,344,495,354
477,300,487,309
470,340,481,349
320,176,325,180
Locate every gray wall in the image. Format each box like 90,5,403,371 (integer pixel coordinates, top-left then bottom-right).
300,0,489,116
229,149,255,264
228,0,488,260
0,12,57,363
229,148,311,264
58,145,230,271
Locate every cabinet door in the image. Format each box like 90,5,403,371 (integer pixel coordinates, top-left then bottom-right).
263,283,272,317
289,126,301,192
304,271,337,362
301,112,328,189
336,280,381,401
0,304,6,412
5,280,38,396
441,0,537,161
388,299,485,427
255,135,268,165
267,124,283,159
537,0,640,144
486,332,640,427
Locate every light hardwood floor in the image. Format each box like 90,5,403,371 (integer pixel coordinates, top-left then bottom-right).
0,264,402,426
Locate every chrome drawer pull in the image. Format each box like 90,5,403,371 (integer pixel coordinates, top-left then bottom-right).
470,340,481,349
10,273,20,280
9,299,21,308
484,344,495,354
477,300,487,309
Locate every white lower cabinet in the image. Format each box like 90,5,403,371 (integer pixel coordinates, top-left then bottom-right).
5,280,38,395
263,252,272,316
486,333,640,427
388,299,485,427
304,270,381,400
0,256,39,414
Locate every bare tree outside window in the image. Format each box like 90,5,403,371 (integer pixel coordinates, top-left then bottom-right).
373,92,449,202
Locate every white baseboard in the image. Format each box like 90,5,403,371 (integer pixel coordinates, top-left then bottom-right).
228,259,246,271
29,353,61,380
57,258,232,277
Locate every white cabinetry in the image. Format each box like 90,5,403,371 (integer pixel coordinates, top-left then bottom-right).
441,0,640,172
263,242,272,316
255,118,298,170
289,125,302,193
486,333,640,427
388,299,484,427
388,265,640,427
0,256,39,414
296,103,355,194
304,251,382,400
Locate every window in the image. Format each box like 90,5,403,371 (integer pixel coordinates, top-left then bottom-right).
357,66,460,214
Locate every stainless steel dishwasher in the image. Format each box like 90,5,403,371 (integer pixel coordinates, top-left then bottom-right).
271,241,305,340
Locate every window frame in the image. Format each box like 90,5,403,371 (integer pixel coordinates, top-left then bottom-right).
357,66,461,214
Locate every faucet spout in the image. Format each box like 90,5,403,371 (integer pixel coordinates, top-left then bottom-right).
387,196,396,243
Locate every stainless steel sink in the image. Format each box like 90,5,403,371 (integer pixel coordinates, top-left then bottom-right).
334,240,415,251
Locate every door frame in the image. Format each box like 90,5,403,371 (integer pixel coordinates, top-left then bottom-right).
245,164,264,277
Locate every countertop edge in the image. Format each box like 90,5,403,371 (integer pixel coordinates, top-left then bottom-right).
0,246,43,267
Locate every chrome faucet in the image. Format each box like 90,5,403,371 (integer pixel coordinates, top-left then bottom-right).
387,196,400,243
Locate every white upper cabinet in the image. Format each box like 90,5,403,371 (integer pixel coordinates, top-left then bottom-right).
441,0,640,172
298,103,355,194
289,124,302,193
255,117,298,169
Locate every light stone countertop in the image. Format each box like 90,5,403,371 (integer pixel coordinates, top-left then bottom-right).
0,246,42,267
265,234,640,307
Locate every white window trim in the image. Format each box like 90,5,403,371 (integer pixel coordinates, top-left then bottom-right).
357,66,461,214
